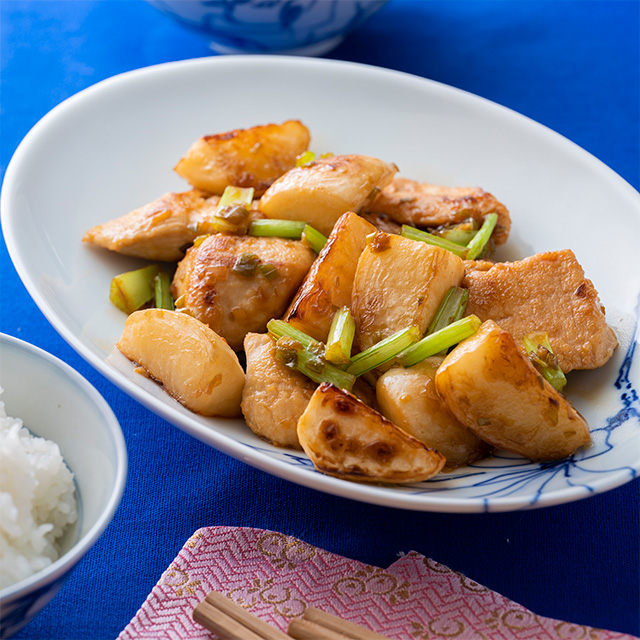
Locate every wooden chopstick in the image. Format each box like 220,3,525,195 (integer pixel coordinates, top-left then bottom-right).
302,607,392,640
193,591,290,640
288,618,353,640
193,591,392,640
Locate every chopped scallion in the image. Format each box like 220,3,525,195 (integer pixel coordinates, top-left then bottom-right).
296,150,316,167
347,326,420,377
217,186,254,211
232,253,260,277
210,186,254,234
325,307,355,365
154,272,174,310
435,219,479,246
400,225,468,258
427,287,469,335
249,219,306,238
465,213,498,260
523,331,567,392
397,315,482,368
266,319,322,351
302,224,327,253
258,263,279,281
295,349,356,390
109,263,160,314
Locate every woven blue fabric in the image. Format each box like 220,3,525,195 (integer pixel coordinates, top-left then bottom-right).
1,1,638,638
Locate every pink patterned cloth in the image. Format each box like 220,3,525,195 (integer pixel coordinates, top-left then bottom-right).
119,526,636,640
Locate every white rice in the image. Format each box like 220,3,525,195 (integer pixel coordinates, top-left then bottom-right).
0,389,78,590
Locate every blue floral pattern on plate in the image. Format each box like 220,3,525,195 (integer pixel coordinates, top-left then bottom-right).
241,305,639,512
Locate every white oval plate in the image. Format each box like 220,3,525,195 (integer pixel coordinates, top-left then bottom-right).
2,56,639,513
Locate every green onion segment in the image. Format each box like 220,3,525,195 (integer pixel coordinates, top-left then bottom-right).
325,307,356,365
465,213,498,260
302,224,328,253
109,263,160,314
523,331,567,392
249,219,307,238
397,315,481,368
347,326,420,377
428,287,469,335
400,225,468,258
154,272,174,310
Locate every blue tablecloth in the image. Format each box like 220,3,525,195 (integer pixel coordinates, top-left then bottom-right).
1,1,638,638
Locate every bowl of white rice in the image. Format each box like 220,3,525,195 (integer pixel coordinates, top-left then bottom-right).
0,333,127,638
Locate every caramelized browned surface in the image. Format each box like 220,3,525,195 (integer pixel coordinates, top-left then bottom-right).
364,177,511,245
284,211,377,342
463,250,618,372
173,234,314,351
297,383,445,483
174,120,310,196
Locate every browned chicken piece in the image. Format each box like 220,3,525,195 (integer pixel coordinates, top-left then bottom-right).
284,211,377,342
241,333,316,449
83,190,215,261
174,120,310,197
463,250,618,372
83,190,266,262
172,234,314,351
364,177,511,245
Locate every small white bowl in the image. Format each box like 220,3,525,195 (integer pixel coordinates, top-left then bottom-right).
146,0,389,56
0,334,127,638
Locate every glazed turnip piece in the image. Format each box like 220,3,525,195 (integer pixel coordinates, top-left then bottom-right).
351,232,465,352
297,383,445,483
116,309,244,417
175,120,310,196
435,320,590,461
259,154,396,236
377,359,491,469
284,211,377,343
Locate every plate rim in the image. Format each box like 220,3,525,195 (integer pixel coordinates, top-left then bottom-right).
2,55,639,513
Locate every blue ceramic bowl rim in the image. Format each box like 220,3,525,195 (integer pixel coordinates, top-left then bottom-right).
0,333,128,603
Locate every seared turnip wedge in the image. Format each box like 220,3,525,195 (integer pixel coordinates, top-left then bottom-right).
172,234,314,350
351,232,465,352
435,320,591,461
259,154,396,236
116,309,244,417
174,120,310,196
463,250,618,372
297,383,445,483
241,333,316,449
377,359,490,469
364,177,511,245
284,211,377,342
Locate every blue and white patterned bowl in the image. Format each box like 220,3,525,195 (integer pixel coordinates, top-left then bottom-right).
146,0,389,55
0,335,127,638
